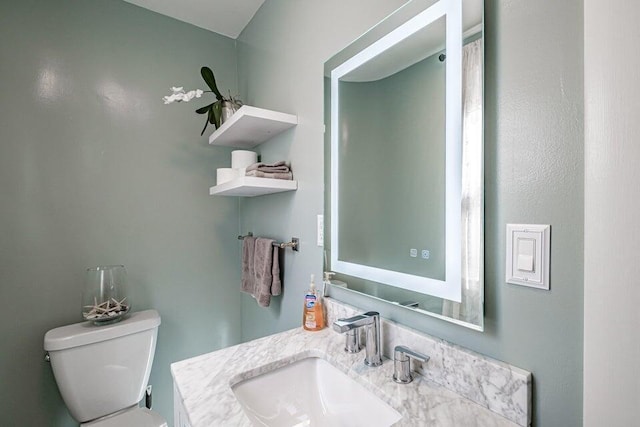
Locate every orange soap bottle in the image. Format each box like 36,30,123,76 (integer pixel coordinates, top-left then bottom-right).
302,274,324,331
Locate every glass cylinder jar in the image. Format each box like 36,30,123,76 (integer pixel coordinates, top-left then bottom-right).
82,265,130,324
220,100,241,125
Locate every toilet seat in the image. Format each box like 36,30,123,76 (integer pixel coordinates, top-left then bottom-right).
81,407,167,427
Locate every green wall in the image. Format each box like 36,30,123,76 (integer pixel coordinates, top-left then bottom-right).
0,0,242,424
238,0,583,426
235,0,409,341
0,0,583,425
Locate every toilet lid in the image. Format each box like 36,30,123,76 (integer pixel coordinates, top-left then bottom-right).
82,408,167,427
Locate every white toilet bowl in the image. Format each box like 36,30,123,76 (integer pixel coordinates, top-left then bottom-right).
44,310,167,426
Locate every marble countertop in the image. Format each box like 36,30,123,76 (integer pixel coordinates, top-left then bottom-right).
171,326,519,427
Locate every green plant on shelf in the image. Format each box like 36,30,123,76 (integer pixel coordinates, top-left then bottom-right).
163,66,242,135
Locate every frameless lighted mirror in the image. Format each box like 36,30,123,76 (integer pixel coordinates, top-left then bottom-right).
324,0,484,329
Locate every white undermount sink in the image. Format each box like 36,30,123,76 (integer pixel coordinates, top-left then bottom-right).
231,357,402,427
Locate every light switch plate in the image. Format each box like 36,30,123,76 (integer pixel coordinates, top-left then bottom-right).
506,224,550,290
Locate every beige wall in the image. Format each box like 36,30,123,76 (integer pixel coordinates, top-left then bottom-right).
584,0,640,424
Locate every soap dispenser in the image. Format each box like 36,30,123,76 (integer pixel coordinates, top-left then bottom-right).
303,274,324,331
322,271,347,296
322,271,335,297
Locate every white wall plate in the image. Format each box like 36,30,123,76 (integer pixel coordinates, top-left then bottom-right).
505,224,550,290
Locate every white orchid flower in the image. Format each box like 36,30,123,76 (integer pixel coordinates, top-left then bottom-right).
162,67,242,135
162,94,178,104
163,86,205,104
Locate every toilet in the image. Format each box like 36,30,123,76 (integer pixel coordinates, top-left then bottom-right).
44,310,167,426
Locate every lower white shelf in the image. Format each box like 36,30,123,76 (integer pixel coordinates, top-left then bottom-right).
209,176,298,197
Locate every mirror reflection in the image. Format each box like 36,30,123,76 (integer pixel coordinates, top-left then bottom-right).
324,0,484,330
338,15,447,282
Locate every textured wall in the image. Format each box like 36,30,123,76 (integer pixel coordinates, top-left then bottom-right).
584,0,640,424
237,0,584,425
0,0,241,424
236,0,408,340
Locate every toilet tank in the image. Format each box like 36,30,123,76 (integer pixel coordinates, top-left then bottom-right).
44,310,161,423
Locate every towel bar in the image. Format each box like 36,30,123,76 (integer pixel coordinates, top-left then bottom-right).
238,233,299,251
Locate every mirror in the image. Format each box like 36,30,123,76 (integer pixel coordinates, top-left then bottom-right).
324,0,484,330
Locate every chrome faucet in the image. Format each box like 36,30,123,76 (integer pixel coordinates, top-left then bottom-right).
332,311,382,367
392,345,429,383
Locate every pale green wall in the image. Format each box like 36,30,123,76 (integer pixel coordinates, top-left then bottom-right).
238,0,583,426
236,0,409,341
0,0,583,425
0,0,242,425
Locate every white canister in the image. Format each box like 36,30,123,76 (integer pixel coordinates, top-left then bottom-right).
216,168,238,185
231,150,257,169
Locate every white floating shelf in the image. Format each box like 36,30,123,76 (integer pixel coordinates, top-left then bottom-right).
209,176,298,197
208,105,297,148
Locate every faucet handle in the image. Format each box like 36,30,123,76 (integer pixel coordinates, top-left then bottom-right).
332,311,382,367
344,329,361,353
393,345,429,384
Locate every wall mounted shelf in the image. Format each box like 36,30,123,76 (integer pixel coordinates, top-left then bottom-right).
208,105,297,148
209,176,297,197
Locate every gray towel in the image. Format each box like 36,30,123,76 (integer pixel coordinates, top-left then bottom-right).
245,170,293,180
241,236,282,307
271,246,282,297
241,236,256,296
246,161,289,173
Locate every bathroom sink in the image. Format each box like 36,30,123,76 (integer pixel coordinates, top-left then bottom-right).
231,357,402,427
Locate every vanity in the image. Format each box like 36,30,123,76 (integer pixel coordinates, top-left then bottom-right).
171,298,531,427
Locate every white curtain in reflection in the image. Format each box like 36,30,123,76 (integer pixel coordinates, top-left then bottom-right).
443,38,483,323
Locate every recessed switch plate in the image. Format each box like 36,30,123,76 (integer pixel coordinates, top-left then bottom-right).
506,224,550,290
317,215,324,247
